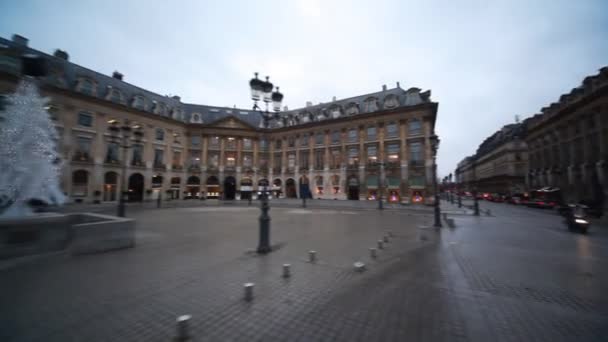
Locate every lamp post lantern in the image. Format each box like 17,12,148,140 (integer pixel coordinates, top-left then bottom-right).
430,134,442,228
249,73,284,254
108,119,143,217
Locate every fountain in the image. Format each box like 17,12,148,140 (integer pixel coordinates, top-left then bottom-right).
0,55,135,260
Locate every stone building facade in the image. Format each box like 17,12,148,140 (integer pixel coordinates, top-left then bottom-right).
454,123,528,195
525,67,608,210
0,35,439,204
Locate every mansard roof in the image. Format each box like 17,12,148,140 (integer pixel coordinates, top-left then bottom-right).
0,35,435,130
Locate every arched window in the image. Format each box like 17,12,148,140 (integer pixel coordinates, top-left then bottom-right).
132,96,146,110
346,102,359,115
383,94,399,109
78,78,95,96
191,113,202,123
72,170,89,196
364,97,378,112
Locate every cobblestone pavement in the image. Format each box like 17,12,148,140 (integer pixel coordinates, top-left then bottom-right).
1,202,608,341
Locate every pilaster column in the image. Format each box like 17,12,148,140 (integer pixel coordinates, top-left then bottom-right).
201,136,208,169
219,137,225,168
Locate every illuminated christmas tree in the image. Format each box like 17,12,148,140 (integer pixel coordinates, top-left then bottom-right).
0,55,65,217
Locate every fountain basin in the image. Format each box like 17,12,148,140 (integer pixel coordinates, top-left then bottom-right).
0,212,135,259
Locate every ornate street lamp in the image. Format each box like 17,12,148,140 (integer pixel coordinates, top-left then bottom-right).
430,134,442,228
108,119,143,217
249,73,284,254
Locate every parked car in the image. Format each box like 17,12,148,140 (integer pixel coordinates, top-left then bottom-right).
507,193,528,205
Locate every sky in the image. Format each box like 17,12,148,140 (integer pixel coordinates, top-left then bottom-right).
1,0,607,176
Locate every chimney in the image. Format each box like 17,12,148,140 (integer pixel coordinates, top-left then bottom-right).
53,49,69,61
396,81,400,88
306,101,312,107
283,105,289,111
12,34,28,46
172,95,181,101
382,84,387,91
112,71,123,80
332,96,336,102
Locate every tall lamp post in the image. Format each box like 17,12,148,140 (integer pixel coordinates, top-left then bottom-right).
249,73,284,254
377,161,385,210
108,119,143,217
430,134,442,228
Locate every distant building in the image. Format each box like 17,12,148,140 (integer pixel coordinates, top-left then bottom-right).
525,67,608,209
0,34,440,204
454,123,528,195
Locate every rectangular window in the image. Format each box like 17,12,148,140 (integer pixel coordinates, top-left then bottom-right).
259,139,268,151
300,135,309,147
105,142,120,163
315,150,324,170
348,128,358,143
387,143,400,165
274,152,282,170
315,132,324,145
367,126,377,140
331,131,340,144
189,151,201,167
300,151,309,169
367,145,378,164
156,128,164,141
226,137,236,149
331,149,341,169
410,142,423,165
154,149,164,167
259,154,268,168
210,136,220,147
348,147,359,166
409,119,422,135
132,144,143,165
172,151,181,167
243,138,252,150
74,137,92,161
288,136,295,148
190,136,200,147
387,123,398,138
78,112,93,127
243,154,252,167
209,153,219,168
225,152,236,167
288,154,296,169
275,139,282,150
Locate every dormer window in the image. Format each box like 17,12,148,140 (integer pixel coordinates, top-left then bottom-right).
191,113,202,123
106,87,122,104
132,96,146,111
384,94,398,109
364,97,378,112
329,105,341,119
77,78,96,96
346,103,359,115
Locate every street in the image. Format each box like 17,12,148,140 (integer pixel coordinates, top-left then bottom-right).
1,201,607,341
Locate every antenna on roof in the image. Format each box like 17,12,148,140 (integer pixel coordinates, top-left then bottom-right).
515,115,520,123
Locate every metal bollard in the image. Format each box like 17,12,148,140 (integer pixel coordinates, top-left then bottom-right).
369,248,377,258
244,282,255,301
282,264,291,278
175,315,191,341
309,250,317,263
383,235,389,243
377,240,384,249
